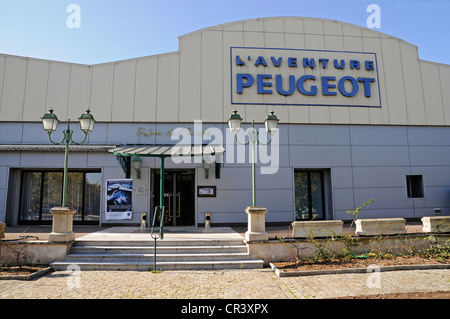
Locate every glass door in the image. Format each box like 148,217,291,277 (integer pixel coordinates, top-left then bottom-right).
294,170,325,220
175,171,195,226
153,170,195,226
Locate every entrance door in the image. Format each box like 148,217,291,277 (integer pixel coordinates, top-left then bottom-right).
294,170,325,220
153,170,195,226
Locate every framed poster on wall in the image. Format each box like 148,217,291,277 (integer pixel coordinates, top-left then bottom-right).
106,179,132,219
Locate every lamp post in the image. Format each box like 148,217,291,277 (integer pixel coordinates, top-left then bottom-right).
41,108,95,207
42,108,95,243
228,109,279,207
228,109,279,242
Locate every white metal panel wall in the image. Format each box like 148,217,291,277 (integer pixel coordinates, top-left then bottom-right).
23,60,49,122
400,41,426,125
67,65,91,121
381,38,408,125
156,53,179,122
201,30,224,122
134,56,158,122
112,60,136,122
179,32,201,122
0,56,27,121
90,64,114,122
46,62,71,118
0,17,449,127
439,64,450,124
0,56,5,118
222,29,243,122
420,61,446,125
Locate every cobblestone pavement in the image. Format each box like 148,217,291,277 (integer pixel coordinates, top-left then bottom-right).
0,268,448,299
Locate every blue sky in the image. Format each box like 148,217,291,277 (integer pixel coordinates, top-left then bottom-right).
0,0,449,65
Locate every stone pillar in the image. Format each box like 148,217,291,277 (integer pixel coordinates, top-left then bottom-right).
355,218,406,236
421,216,450,233
48,207,76,243
292,220,344,238
245,206,268,242
0,222,6,239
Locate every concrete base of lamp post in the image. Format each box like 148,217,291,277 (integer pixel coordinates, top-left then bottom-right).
0,222,6,239
245,206,268,242
48,207,76,243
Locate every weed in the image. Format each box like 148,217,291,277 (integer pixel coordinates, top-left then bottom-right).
419,237,449,262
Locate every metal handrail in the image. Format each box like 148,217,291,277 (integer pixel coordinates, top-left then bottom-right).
151,206,165,240
150,205,165,272
150,156,166,271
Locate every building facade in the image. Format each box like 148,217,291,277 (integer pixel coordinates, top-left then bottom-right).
0,17,449,227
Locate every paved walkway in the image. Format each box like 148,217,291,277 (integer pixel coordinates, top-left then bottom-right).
0,268,449,299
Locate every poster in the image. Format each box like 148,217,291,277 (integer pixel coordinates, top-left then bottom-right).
106,179,132,220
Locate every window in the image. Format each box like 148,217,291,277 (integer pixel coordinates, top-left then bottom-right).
294,170,325,220
406,175,424,198
19,170,101,224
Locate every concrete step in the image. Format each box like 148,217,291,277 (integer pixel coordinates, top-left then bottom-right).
72,245,248,254
51,259,264,271
74,238,246,247
51,232,264,270
65,252,255,262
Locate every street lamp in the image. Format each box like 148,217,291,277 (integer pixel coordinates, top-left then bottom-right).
132,156,142,179
228,109,279,207
41,108,95,207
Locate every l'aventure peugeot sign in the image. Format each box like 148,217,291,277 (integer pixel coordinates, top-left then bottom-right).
231,47,381,108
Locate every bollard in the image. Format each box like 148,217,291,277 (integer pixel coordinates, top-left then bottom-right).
140,213,147,231
205,213,211,229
